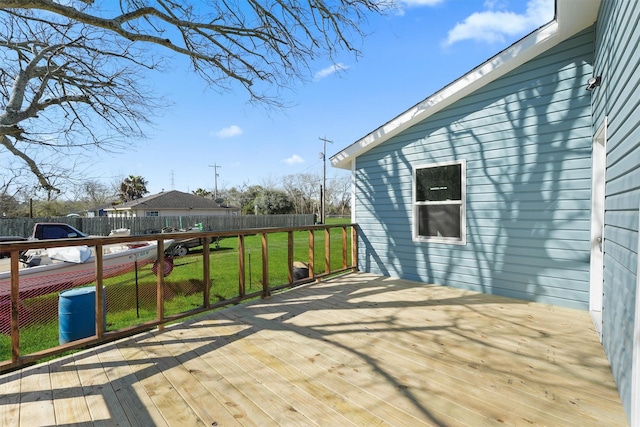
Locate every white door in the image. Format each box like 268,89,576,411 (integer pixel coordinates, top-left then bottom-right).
589,118,607,340
632,201,640,426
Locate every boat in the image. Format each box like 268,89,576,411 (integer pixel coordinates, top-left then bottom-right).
3,225,172,273
0,229,174,333
0,229,174,298
0,240,163,281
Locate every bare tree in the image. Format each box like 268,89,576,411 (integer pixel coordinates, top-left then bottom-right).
0,166,26,216
282,172,320,214
327,173,351,217
2,1,389,100
1,0,390,194
224,183,263,215
66,179,115,205
0,12,156,193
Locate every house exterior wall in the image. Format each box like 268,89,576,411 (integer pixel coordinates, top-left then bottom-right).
592,0,640,419
354,27,594,309
131,208,239,217
106,208,239,217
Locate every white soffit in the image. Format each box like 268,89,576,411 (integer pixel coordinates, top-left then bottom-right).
331,0,601,170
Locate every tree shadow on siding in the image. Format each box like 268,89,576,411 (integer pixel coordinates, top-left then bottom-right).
357,55,593,308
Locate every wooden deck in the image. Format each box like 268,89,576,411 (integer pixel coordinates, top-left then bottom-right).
0,273,628,426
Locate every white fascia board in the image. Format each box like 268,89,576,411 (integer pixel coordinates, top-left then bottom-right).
331,0,600,170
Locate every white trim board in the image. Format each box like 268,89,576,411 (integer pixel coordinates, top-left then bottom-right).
330,0,601,170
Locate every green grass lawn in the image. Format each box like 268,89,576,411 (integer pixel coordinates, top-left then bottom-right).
1,223,353,361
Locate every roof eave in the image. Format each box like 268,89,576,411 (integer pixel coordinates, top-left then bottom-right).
330,0,600,170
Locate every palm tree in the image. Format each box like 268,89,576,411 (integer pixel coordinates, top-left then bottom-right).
192,188,211,198
119,175,149,202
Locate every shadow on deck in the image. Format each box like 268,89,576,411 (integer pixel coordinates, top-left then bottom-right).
0,273,628,426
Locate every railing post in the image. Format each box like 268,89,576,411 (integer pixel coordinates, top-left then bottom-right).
308,229,315,279
342,226,348,270
95,244,105,339
325,227,330,276
156,238,165,331
10,250,20,363
238,234,246,297
351,225,358,272
287,231,294,283
203,237,211,308
261,233,270,298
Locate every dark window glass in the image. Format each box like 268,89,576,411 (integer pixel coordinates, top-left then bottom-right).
417,205,461,238
416,164,461,202
43,225,70,239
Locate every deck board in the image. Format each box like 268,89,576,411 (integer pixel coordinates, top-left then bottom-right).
73,349,131,427
18,364,56,427
49,358,92,425
171,320,277,426
0,370,21,426
0,273,629,426
95,343,169,426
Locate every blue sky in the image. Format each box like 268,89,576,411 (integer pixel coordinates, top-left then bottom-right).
94,0,554,195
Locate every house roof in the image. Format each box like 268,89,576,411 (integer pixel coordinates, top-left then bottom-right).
330,0,601,170
105,190,239,211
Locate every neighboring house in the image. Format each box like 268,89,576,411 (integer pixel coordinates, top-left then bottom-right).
103,190,240,217
331,0,639,421
85,203,112,217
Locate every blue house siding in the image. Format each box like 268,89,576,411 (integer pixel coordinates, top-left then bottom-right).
592,0,640,419
355,27,595,309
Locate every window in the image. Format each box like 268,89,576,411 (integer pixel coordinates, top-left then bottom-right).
41,224,88,239
413,160,466,244
145,211,159,217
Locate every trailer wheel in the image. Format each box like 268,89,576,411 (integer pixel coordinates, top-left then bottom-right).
152,257,174,277
173,245,188,257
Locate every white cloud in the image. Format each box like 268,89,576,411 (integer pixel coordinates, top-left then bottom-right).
212,125,242,138
393,0,445,16
443,0,554,46
284,154,304,165
483,0,508,9
314,63,350,80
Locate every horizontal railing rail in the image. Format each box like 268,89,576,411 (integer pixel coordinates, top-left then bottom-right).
0,223,358,373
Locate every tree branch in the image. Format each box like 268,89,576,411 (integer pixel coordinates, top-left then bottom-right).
1,135,60,192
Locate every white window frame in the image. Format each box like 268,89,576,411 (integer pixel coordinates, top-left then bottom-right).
412,159,466,245
145,211,159,217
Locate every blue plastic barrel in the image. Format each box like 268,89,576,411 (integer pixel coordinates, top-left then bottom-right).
59,286,106,344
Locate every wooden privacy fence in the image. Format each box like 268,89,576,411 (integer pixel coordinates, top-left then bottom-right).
0,223,357,373
0,214,315,237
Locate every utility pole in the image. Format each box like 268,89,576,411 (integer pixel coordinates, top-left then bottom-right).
208,164,221,199
319,136,333,224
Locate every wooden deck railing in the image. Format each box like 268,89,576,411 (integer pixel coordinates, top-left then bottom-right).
0,223,357,373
